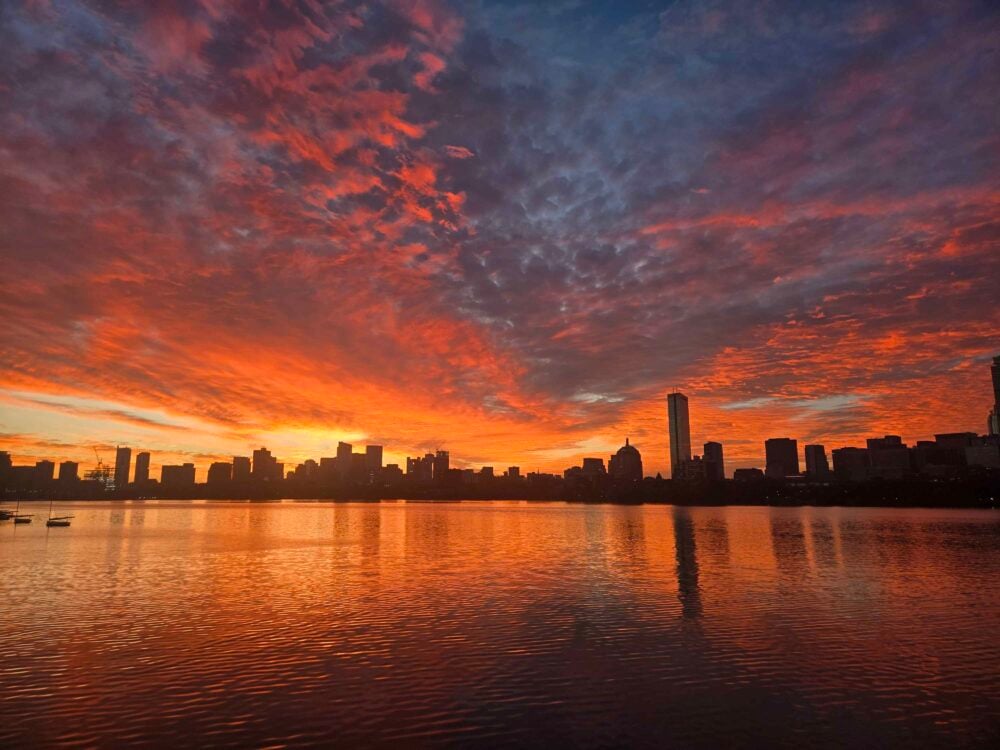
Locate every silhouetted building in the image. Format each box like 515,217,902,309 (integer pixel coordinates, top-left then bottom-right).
677,455,708,481
866,435,911,479
233,456,251,482
134,451,150,484
406,454,433,482
480,466,494,480
833,447,869,481
609,438,643,481
667,392,691,479
207,462,232,484
383,464,404,485
703,441,724,480
58,461,79,482
433,450,450,481
765,438,799,478
934,433,977,451
989,358,1000,432
0,451,11,474
252,447,281,481
365,445,383,481
966,443,1000,468
336,442,353,479
733,467,764,481
35,460,55,482
507,466,521,479
804,444,830,479
581,457,607,478
161,463,195,487
114,446,131,489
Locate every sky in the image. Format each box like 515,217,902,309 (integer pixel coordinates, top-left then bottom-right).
1,0,998,478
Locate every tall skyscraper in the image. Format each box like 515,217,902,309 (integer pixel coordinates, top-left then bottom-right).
667,392,691,479
233,456,251,481
114,446,131,489
365,445,383,476
804,444,830,478
764,438,799,478
433,450,450,481
336,441,353,478
134,451,151,484
703,441,725,480
58,461,79,482
989,355,1000,435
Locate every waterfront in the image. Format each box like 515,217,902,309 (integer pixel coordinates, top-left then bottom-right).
1,501,998,748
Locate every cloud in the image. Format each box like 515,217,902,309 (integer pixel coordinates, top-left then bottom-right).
1,0,998,475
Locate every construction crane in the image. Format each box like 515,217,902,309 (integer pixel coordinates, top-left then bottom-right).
84,447,113,491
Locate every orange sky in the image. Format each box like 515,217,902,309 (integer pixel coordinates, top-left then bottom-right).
1,0,998,479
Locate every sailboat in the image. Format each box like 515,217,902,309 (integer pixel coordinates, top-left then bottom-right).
46,498,73,528
13,498,32,524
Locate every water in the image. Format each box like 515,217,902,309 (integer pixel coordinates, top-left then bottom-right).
1,501,998,748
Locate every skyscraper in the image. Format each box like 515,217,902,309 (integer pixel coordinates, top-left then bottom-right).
114,446,131,489
58,461,79,482
134,451,151,484
233,456,251,481
336,441,353,479
764,438,799,478
667,392,691,479
703,441,725,480
804,444,830,478
433,450,450,481
365,445,383,479
989,355,1000,435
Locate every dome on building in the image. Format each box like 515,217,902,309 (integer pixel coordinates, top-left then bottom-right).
609,438,643,482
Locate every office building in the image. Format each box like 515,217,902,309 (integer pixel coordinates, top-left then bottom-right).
609,438,643,481
990,356,1000,435
336,442,353,478
252,447,281,481
733,467,764,481
667,392,691,479
832,447,869,481
866,435,911,479
764,438,799,478
433,450,450,481
703,441,724,480
58,461,79,482
161,463,196,487
35,460,55,482
506,466,521,479
581,457,607,478
804,444,830,479
134,451,151,484
365,445,383,479
114,446,131,489
207,462,232,484
233,456,251,481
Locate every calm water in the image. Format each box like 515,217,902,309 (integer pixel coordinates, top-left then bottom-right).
1,501,998,748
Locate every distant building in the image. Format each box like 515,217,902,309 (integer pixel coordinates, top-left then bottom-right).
35,460,55,482
134,451,151,484
804,444,830,479
58,461,79,482
0,451,11,474
832,447,869,481
581,457,607,478
252,447,281,481
433,450,450,481
609,438,643,481
336,442,353,479
667,392,691,479
114,446,131,489
480,466,494,479
232,456,251,482
703,441,724,480
677,455,708,481
506,466,521,480
733,467,764,481
365,445,383,479
161,463,196,487
990,355,1000,435
966,443,1000,469
866,435,911,479
765,438,799,478
207,462,232,484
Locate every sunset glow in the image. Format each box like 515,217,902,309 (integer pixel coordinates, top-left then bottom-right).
2,0,998,477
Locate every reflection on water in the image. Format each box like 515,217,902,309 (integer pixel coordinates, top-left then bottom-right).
1,502,999,748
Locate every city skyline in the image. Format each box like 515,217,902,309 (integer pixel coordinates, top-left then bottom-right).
2,1,999,478
4,351,997,491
